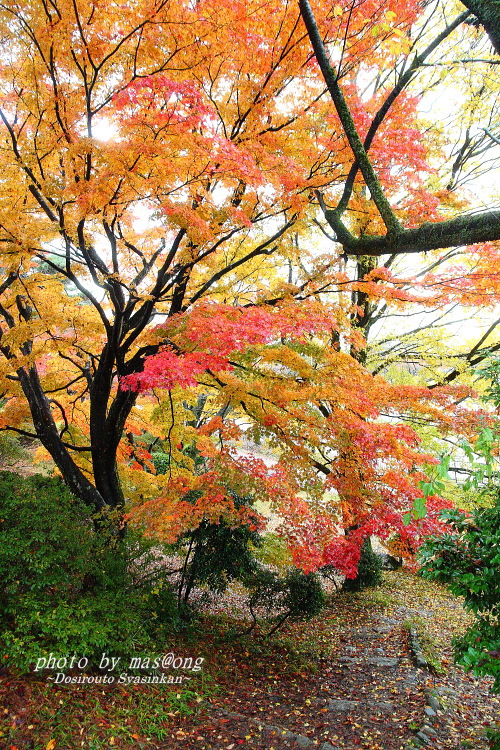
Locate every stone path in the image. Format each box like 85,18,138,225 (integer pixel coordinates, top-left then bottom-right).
169,612,426,749
144,573,498,749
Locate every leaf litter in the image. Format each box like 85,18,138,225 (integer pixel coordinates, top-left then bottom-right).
0,570,497,749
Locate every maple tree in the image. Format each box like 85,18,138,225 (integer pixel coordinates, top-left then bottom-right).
0,0,499,570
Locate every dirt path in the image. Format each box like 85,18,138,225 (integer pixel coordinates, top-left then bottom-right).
193,613,424,750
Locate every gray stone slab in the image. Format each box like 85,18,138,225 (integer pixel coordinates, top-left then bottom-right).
401,671,419,685
328,699,358,711
416,730,431,744
336,655,399,667
378,617,399,626
422,724,437,736
354,628,380,639
337,656,361,664
366,656,399,667
295,735,314,748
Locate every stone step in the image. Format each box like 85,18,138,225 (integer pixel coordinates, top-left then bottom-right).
328,698,394,712
336,655,400,667
211,707,340,750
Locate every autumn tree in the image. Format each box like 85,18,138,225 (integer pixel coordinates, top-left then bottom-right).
0,0,500,565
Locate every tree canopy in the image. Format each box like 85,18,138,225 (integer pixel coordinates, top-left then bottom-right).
1,0,500,570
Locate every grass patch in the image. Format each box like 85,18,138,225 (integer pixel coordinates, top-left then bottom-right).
0,678,209,749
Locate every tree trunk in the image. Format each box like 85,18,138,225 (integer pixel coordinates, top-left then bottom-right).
460,1,500,54
18,365,107,512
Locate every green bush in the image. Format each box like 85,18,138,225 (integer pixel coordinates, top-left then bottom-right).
0,432,26,462
281,567,326,620
419,360,500,699
172,487,326,632
174,488,263,614
486,726,500,750
152,451,170,475
419,500,500,692
244,566,326,635
342,537,383,592
0,472,177,671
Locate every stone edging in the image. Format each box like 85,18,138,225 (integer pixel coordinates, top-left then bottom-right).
404,628,442,748
408,627,428,669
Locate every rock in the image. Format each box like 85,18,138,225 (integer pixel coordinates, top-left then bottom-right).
367,700,394,711
328,699,358,711
421,724,437,736
435,686,458,698
424,689,442,711
426,695,441,711
378,616,399,626
337,656,360,664
402,678,419,687
262,724,283,735
294,734,314,748
416,730,431,743
338,654,399,666
424,706,437,718
262,726,314,748
378,553,403,570
366,656,399,667
415,655,428,669
354,628,379,640
409,628,428,670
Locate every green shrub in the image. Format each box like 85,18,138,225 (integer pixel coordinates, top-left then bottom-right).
174,488,263,614
172,487,326,632
342,537,383,592
281,567,326,620
244,566,326,635
419,500,500,692
152,451,170,475
0,472,177,671
419,361,500,697
0,432,26,462
486,727,500,750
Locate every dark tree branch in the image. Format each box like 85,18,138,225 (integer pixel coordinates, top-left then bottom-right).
299,0,401,235
323,208,500,256
299,2,500,257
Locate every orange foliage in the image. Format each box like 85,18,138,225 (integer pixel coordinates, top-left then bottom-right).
0,0,495,572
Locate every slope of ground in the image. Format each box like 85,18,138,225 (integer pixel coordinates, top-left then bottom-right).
1,571,498,750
